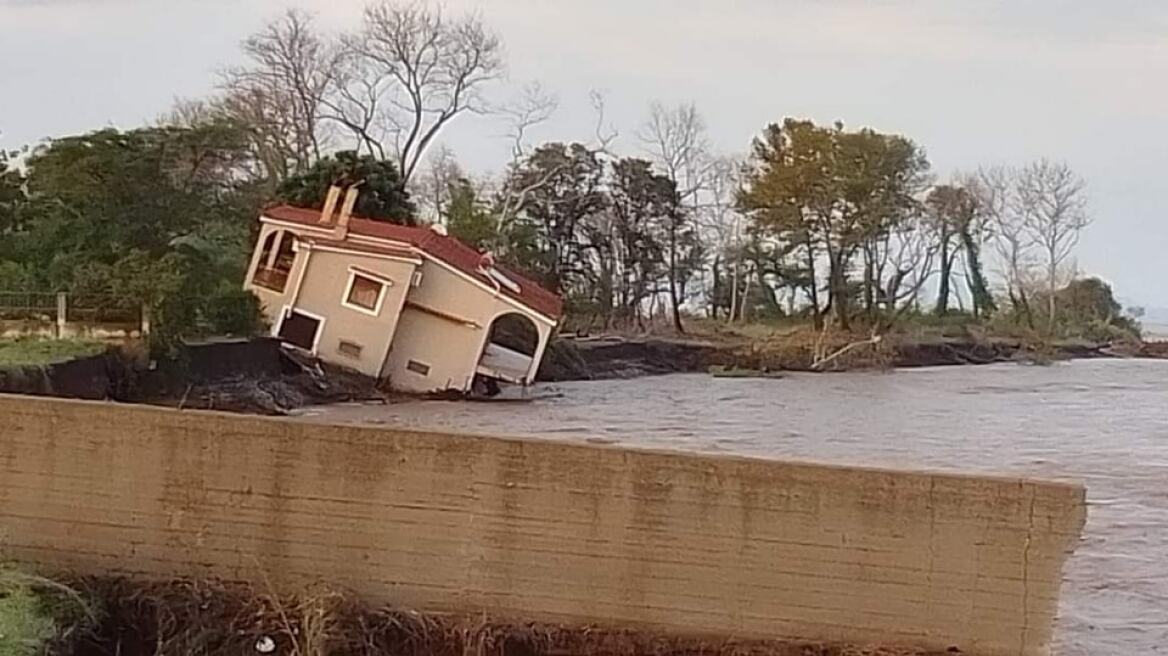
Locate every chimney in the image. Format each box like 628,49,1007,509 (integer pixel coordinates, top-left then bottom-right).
334,185,360,239
318,185,343,225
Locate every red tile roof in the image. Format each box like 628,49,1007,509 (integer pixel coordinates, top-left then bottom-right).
263,204,564,319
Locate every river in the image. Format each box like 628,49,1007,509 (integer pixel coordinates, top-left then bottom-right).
301,359,1168,655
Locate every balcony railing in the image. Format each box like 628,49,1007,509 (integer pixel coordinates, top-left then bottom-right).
252,267,290,293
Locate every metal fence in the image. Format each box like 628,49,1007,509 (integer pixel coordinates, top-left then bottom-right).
0,291,146,337
0,292,58,322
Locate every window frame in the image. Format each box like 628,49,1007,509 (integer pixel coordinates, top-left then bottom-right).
341,268,392,317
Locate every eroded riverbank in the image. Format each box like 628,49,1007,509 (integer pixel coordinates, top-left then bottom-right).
537,333,1123,381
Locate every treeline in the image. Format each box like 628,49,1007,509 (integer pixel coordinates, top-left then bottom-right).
0,1,1141,346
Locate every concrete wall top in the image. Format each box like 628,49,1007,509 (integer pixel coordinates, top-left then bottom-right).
0,394,1086,655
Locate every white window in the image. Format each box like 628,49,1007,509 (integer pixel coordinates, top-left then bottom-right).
342,268,392,316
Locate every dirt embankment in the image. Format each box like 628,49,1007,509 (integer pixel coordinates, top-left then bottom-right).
0,338,384,414
1132,340,1168,359
41,576,945,656
538,332,1122,382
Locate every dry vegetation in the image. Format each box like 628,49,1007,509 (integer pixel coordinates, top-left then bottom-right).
2,575,954,656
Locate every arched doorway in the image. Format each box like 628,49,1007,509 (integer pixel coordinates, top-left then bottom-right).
475,312,541,393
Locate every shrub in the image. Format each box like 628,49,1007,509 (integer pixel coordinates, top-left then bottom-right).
202,286,266,337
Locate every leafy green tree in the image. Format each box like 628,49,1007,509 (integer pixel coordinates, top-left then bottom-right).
926,186,967,315
737,120,832,327
739,119,929,330
274,150,416,224
504,142,607,294
0,149,24,235
927,183,996,318
6,124,265,349
609,158,669,327
445,178,498,250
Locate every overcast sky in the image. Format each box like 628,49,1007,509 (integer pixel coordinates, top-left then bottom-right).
2,0,1165,309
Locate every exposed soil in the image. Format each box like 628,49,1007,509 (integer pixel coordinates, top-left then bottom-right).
0,338,385,415
1131,340,1168,359
3,333,1155,409
45,576,950,656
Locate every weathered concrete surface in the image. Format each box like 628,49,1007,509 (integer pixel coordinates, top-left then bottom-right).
0,394,1086,655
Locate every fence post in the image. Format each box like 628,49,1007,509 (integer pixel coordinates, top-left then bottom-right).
56,292,67,340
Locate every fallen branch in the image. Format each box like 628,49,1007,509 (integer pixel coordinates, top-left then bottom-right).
811,334,883,371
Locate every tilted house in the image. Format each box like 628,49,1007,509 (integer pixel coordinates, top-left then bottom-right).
243,186,563,394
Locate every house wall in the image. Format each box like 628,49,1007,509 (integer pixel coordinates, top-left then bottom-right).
0,395,1087,656
383,258,553,392
287,248,417,378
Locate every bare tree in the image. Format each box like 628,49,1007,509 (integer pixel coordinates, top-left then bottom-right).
588,90,620,155
487,83,561,237
637,102,711,203
1017,159,1090,332
410,144,463,223
636,102,714,331
698,156,746,321
220,10,335,180
971,165,1038,326
495,81,558,160
873,214,940,327
342,1,503,185
492,88,615,244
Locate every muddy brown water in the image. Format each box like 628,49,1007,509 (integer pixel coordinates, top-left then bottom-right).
300,359,1168,655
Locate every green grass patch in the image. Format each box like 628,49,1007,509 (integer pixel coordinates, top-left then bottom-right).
0,338,105,367
0,571,57,656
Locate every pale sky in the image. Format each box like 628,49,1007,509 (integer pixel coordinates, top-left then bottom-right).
2,0,1166,309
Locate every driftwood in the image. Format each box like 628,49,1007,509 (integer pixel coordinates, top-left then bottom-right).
811,332,883,371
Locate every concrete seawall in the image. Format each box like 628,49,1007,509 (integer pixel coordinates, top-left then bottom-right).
0,394,1086,655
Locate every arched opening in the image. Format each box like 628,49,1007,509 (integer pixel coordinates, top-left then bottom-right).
475,312,541,392
257,230,278,263
252,230,296,292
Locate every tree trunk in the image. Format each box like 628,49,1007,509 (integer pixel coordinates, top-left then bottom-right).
960,229,995,318
1014,283,1035,330
1047,260,1057,335
729,258,739,324
710,254,722,320
670,274,684,334
935,238,952,315
828,250,850,331
740,266,753,322
669,223,684,334
862,243,875,317
805,239,821,330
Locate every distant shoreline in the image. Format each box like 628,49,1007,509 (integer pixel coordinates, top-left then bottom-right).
1143,322,1168,341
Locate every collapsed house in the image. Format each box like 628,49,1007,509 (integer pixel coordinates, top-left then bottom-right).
243,186,563,394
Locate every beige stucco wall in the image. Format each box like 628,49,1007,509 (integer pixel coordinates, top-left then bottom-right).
287,247,417,378
0,395,1086,655
383,258,554,392
243,223,420,378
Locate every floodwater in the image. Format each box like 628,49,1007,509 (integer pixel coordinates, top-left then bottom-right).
301,359,1168,655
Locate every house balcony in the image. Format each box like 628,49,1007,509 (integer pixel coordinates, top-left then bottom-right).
252,267,290,293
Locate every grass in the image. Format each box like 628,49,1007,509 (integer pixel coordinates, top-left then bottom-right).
0,571,57,656
0,338,105,368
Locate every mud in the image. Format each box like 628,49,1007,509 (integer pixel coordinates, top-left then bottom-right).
0,338,384,414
